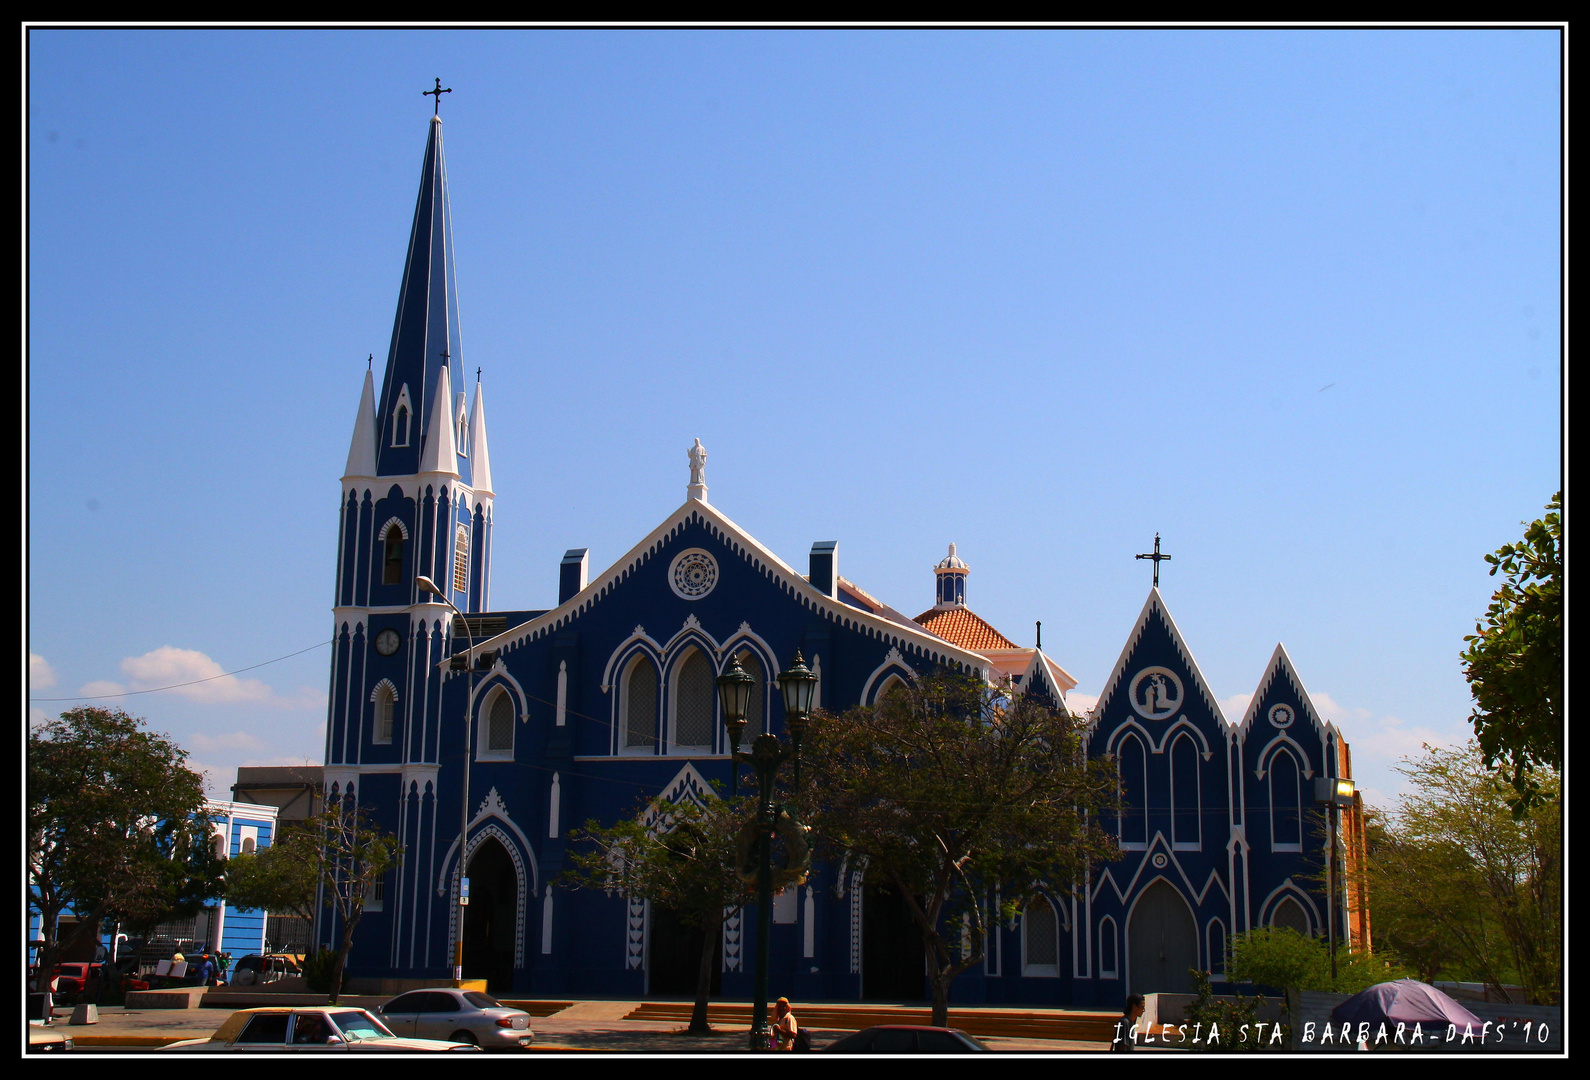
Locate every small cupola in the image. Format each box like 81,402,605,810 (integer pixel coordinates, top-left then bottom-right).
934,542,969,608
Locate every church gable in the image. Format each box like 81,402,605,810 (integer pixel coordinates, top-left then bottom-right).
1089,590,1229,859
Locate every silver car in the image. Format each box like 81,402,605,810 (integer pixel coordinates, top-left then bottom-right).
378,988,534,1049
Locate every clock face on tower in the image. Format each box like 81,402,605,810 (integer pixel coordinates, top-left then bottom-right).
374,628,402,657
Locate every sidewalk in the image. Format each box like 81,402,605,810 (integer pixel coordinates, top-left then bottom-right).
51,999,1120,1053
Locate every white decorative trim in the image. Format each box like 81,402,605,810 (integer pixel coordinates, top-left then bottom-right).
860,647,916,705
1088,589,1230,738
433,501,993,676
849,870,864,975
723,907,743,972
541,886,554,954
1252,732,1317,781
1257,879,1323,935
668,548,719,600
391,383,413,447
441,821,530,971
378,516,410,541
626,895,646,969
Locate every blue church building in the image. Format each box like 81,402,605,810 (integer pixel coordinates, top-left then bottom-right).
320,111,1369,1006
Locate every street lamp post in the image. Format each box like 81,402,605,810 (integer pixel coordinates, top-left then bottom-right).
716,651,816,1050
417,574,477,989
1314,775,1357,985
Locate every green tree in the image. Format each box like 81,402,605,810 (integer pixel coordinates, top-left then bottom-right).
1225,926,1411,996
1353,743,1560,1004
563,791,756,1034
223,828,320,923
1461,492,1561,813
28,707,224,978
802,673,1120,1027
262,803,400,1003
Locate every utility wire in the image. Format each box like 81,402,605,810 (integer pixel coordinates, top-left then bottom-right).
29,640,332,702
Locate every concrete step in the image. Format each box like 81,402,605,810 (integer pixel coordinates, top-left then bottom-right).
622,1002,1123,1042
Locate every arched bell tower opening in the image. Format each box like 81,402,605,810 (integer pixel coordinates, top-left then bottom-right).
461,837,517,992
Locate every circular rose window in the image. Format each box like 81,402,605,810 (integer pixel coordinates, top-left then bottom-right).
669,548,719,600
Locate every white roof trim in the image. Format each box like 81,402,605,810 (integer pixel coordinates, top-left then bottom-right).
444,500,992,675
1087,588,1228,736
1235,643,1346,757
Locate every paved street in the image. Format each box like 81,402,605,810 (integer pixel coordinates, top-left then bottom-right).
40,998,1121,1053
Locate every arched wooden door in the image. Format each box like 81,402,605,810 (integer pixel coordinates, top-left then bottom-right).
1127,879,1198,995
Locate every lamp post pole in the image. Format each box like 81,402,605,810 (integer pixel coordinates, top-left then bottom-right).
417,575,474,989
718,651,815,1050
1314,775,1355,988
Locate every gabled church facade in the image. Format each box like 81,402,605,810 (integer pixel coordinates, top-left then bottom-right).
321,112,1368,1006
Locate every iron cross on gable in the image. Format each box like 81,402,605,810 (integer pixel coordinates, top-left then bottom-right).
1136,533,1172,589
424,77,452,115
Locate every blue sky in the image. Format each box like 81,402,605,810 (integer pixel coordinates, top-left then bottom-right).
27,28,1562,812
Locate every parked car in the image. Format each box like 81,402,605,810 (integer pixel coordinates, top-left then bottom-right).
28,1022,73,1053
51,963,97,1003
228,954,303,986
825,1026,989,1052
160,1007,482,1051
377,988,535,1049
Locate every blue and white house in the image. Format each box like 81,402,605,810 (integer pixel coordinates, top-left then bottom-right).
320,111,1367,1006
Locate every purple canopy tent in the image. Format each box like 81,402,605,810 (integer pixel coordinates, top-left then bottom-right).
1330,979,1484,1029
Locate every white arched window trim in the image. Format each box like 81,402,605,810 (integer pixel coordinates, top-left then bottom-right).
391,383,413,447
1170,731,1201,851
371,680,398,744
619,653,659,755
667,646,716,753
1117,733,1148,851
476,684,516,761
1099,916,1119,979
1021,895,1060,977
1269,747,1304,853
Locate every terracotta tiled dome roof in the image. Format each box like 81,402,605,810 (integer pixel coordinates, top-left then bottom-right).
913,606,1017,651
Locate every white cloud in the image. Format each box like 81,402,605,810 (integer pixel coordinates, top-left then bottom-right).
187,730,267,753
78,679,127,697
30,654,57,689
120,647,276,704
29,706,51,729
1066,691,1098,716
1218,693,1254,723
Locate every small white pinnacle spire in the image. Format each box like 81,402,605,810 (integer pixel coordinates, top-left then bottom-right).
342,368,378,480
687,438,708,502
418,365,459,476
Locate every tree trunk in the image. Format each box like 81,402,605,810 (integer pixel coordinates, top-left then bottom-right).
688,910,725,1034
329,911,359,1004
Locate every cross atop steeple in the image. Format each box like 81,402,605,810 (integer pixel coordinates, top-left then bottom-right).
424,77,452,116
1135,533,1172,589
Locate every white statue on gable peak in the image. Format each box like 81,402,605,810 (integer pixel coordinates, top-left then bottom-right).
687,438,709,502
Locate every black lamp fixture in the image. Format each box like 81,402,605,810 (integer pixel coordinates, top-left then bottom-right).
776,650,817,788
716,657,755,796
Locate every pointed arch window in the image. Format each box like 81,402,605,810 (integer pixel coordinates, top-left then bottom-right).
1117,734,1148,848
391,384,413,448
478,687,514,758
1208,919,1226,977
1099,917,1119,979
453,525,470,595
1171,732,1201,849
1271,896,1310,935
1022,896,1059,977
671,649,714,751
373,682,396,744
383,525,404,586
623,656,658,752
456,402,469,457
1270,748,1303,852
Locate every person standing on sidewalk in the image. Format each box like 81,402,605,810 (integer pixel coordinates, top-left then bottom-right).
1111,995,1146,1051
772,998,799,1051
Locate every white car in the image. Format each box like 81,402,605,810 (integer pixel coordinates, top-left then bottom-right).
160,1006,482,1051
377,988,535,1049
